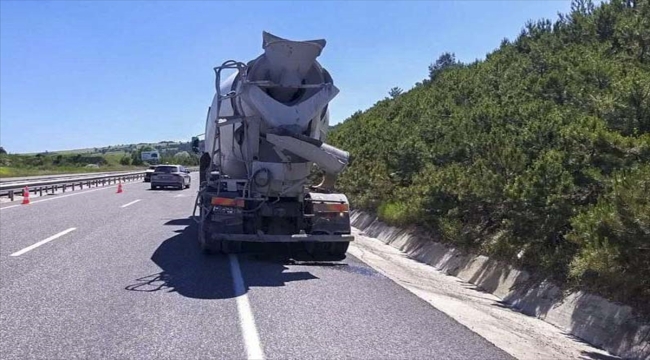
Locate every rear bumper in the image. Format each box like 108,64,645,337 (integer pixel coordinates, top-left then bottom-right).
207,233,354,243
151,178,183,186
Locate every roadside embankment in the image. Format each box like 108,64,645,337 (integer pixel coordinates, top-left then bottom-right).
351,210,650,360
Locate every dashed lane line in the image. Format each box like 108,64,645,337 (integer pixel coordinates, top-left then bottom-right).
10,228,77,257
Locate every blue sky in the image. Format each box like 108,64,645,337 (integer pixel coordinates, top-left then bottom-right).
0,0,573,154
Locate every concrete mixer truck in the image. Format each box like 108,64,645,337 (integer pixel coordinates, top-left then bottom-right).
191,31,353,258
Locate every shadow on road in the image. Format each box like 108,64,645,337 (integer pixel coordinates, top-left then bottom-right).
125,218,323,300
163,218,194,226
579,350,621,360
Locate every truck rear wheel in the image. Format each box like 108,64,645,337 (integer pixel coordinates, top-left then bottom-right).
221,240,242,254
329,241,349,257
199,227,213,254
199,217,221,254
306,241,349,259
200,238,214,254
198,226,211,254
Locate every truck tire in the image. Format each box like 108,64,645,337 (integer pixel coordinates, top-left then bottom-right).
328,241,349,257
200,234,222,254
199,216,221,254
198,222,212,254
199,237,214,254
306,241,349,260
221,240,242,254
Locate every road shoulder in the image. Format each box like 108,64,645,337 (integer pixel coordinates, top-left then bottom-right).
348,228,619,360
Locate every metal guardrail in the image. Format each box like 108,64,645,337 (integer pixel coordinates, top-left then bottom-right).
0,170,144,183
0,171,147,201
0,166,200,202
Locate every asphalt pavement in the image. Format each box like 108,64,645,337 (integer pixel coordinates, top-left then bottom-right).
0,173,514,359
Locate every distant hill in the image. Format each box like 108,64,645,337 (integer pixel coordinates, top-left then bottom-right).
21,126,341,156
0,139,199,178
22,140,195,157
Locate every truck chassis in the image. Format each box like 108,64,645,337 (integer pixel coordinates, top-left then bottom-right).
195,181,353,258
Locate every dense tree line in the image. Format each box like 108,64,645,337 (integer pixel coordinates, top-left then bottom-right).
329,0,650,313
0,153,109,168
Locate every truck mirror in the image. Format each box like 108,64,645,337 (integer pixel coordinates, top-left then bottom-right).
191,137,200,153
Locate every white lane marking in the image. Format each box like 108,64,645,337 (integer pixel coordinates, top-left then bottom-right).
0,183,135,211
0,205,21,210
229,254,265,360
120,199,141,208
10,228,77,256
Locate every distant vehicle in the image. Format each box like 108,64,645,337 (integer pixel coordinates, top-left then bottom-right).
150,165,191,190
141,150,160,164
144,165,157,182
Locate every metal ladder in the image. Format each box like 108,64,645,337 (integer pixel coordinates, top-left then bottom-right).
194,60,249,223
208,60,249,181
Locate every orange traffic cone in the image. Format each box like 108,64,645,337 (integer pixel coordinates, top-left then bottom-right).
116,182,123,194
22,186,30,205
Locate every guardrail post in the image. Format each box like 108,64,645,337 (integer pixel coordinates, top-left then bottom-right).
9,190,14,201
39,187,43,196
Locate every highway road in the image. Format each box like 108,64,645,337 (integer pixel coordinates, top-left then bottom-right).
0,173,513,359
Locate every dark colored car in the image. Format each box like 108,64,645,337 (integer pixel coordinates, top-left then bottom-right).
144,165,157,182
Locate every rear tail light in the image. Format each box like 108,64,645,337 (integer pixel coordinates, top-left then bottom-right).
211,197,245,207
313,203,349,213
